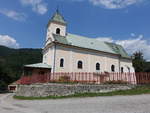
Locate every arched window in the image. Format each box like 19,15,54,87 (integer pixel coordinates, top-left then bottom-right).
60,58,64,67
78,61,83,69
127,67,130,73
96,63,100,71
56,28,60,34
121,67,124,73
111,65,115,72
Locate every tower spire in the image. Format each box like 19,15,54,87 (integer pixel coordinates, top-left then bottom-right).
56,5,59,13
47,8,67,26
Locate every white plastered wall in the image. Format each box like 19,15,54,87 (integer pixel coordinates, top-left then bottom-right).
43,46,55,67
105,55,120,72
120,58,135,73
47,23,66,40
54,45,124,73
45,23,66,46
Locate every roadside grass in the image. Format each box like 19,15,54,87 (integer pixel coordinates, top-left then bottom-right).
14,85,150,100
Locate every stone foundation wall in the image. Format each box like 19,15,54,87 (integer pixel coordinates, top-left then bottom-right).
16,83,135,97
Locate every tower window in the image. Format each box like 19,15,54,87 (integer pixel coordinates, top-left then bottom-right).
56,28,60,34
96,63,100,71
111,65,115,72
78,61,83,69
60,58,64,67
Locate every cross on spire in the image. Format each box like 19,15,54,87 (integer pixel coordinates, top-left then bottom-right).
56,5,60,13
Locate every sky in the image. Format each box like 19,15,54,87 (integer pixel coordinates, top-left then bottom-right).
0,0,150,60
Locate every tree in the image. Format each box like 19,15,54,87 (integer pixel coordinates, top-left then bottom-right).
132,51,146,72
144,62,150,72
0,64,11,92
0,46,42,92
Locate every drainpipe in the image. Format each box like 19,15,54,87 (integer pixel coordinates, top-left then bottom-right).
119,55,121,73
53,43,56,73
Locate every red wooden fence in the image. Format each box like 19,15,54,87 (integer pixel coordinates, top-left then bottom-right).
18,72,150,85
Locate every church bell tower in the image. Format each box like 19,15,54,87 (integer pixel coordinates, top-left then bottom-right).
43,10,67,71
45,9,67,46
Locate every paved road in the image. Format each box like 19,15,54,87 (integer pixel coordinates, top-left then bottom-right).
0,93,150,113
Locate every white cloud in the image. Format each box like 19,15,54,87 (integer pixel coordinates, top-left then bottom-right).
0,35,19,48
89,0,143,9
20,0,48,15
96,37,113,42
131,33,136,37
97,35,150,60
67,0,144,9
0,9,26,21
60,0,145,9
59,0,85,2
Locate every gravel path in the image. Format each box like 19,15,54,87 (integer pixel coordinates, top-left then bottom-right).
0,94,6,97
0,93,150,113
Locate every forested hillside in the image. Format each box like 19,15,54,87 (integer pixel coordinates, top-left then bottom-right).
0,45,42,92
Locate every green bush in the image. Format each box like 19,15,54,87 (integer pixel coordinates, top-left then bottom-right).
58,76,70,82
104,80,129,84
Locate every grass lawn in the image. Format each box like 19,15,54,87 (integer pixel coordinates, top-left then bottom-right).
14,85,150,100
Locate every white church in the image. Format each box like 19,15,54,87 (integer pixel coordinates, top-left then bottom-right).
25,10,135,73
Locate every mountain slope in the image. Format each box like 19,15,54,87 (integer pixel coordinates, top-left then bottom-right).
0,45,42,91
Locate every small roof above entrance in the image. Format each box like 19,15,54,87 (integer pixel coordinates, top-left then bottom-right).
24,63,51,69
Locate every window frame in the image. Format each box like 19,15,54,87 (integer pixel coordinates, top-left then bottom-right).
111,65,115,72
56,28,60,35
96,63,100,71
121,67,124,73
127,67,130,73
77,60,83,69
60,58,64,67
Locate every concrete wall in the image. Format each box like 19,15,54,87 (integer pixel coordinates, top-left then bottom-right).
120,58,134,72
43,46,55,68
16,84,134,97
54,45,133,73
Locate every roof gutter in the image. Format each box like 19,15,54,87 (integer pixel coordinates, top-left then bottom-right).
119,55,121,73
